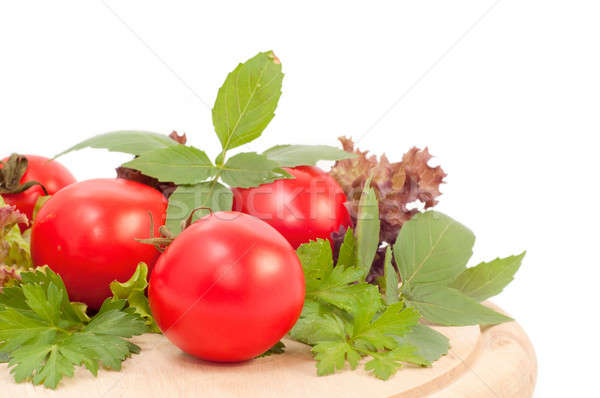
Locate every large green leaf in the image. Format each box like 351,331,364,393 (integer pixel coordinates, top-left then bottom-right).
450,252,526,302
262,144,356,167
122,145,217,184
55,131,177,158
220,152,290,188
403,285,512,326
354,182,380,279
212,51,283,153
165,182,233,234
394,211,474,289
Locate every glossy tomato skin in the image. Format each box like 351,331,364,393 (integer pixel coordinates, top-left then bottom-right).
232,166,351,249
149,211,305,362
31,179,168,309
1,155,76,226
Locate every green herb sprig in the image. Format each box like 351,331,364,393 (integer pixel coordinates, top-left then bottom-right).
289,181,525,379
55,51,355,234
0,267,147,389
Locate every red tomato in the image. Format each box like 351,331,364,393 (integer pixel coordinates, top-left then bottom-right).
232,166,351,248
149,211,305,362
31,179,168,309
1,155,76,226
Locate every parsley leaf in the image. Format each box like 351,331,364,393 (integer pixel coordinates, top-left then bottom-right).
0,267,146,389
311,303,426,380
257,341,286,358
108,262,160,333
292,237,427,380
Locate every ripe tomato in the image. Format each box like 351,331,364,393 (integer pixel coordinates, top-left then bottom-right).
149,211,305,362
31,178,168,309
232,166,351,248
1,154,76,226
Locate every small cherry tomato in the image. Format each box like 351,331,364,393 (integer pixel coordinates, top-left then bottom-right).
149,211,305,362
1,154,76,226
232,166,351,248
31,178,167,309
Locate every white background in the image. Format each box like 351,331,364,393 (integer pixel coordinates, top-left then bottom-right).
1,1,598,396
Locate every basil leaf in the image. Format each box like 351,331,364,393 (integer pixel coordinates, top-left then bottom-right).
122,145,216,184
166,182,233,234
354,181,380,279
55,131,177,158
450,252,526,302
212,51,283,153
395,211,474,289
404,285,512,326
262,144,356,167
220,152,290,188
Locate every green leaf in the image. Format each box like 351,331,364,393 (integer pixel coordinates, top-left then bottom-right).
262,144,356,167
353,303,419,351
364,345,429,380
257,341,285,358
122,145,216,184
450,252,526,302
289,301,348,345
313,340,359,376
381,246,399,305
298,239,380,315
212,51,283,153
297,239,333,282
108,263,159,333
221,152,290,188
54,131,177,158
393,324,449,363
84,309,147,337
165,182,233,235
355,182,380,279
0,267,146,389
395,211,475,289
336,228,356,268
31,195,51,222
109,263,148,299
403,285,512,326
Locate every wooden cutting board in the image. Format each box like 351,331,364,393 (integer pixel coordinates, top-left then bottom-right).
0,303,537,397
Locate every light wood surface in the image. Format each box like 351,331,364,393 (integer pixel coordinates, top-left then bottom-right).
0,303,537,397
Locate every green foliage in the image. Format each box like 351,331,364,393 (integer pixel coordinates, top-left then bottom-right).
165,182,233,234
54,131,177,158
108,263,160,333
212,51,283,153
451,252,526,302
53,52,355,237
0,267,146,389
257,341,286,358
220,152,291,188
394,211,517,326
122,146,216,185
380,246,399,305
263,144,356,167
292,232,429,380
354,180,380,279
